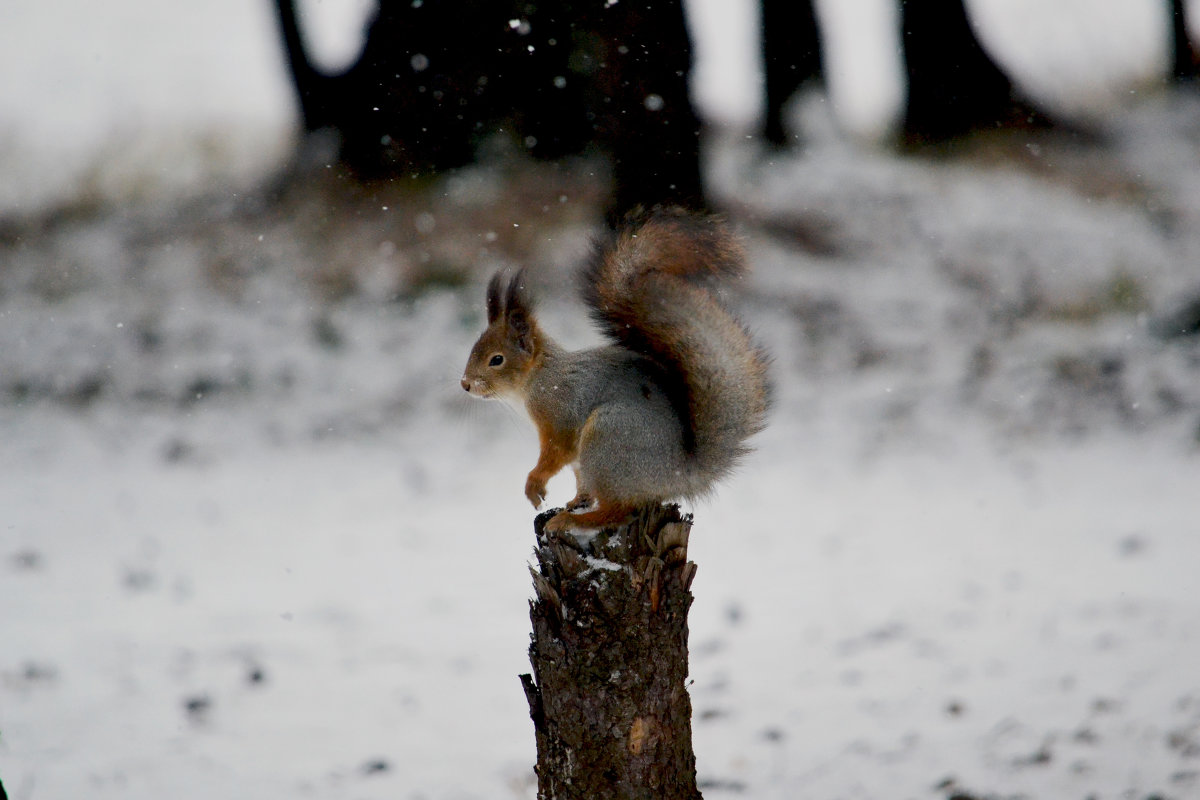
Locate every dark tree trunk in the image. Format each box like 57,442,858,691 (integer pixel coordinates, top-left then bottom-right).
761,0,824,146
1172,0,1200,81
272,0,497,175
579,0,706,218
271,0,334,134
522,504,702,800
900,0,1054,144
270,0,705,218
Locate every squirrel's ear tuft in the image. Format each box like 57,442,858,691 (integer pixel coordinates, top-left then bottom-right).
505,270,536,353
486,271,505,324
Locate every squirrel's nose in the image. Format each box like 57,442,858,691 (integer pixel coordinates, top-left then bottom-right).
460,378,471,392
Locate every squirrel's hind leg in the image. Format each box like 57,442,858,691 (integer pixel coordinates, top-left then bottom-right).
544,499,639,533
565,464,594,512
565,493,594,512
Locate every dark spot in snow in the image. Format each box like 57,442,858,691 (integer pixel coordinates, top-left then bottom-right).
20,661,58,685
313,315,344,350
1156,386,1184,414
11,549,42,571
361,758,390,775
122,568,156,592
964,344,995,384
183,377,221,404
134,323,162,353
1013,739,1053,767
853,343,887,370
162,438,196,464
1168,728,1200,757
697,778,746,792
1118,534,1148,557
1150,292,1200,339
65,374,105,408
761,726,785,742
945,699,965,717
183,694,212,718
1051,352,1126,399
8,380,33,405
836,622,906,656
246,665,266,686
933,779,988,800
1172,770,1200,786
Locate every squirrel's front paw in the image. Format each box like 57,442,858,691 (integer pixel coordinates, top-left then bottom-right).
543,511,576,534
525,475,548,509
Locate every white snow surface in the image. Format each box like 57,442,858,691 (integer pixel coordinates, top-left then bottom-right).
3,2,1200,800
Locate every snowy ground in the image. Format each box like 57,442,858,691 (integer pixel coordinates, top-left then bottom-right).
4,2,1200,799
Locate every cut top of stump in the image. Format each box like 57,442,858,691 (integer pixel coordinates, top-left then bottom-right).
532,503,696,619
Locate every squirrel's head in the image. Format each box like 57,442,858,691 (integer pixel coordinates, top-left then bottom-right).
461,270,541,400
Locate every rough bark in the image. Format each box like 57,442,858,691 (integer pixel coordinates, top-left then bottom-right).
522,504,702,800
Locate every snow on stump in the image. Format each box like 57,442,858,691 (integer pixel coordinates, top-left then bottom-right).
521,503,702,800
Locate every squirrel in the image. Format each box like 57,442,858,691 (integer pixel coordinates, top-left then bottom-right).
461,208,770,532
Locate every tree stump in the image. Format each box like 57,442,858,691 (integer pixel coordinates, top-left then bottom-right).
521,504,702,800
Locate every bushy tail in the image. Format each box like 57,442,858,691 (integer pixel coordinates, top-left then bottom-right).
583,208,771,495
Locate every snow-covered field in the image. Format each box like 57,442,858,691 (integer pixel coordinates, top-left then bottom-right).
3,2,1200,799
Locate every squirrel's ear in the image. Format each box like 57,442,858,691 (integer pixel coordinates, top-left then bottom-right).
505,270,536,354
485,271,505,324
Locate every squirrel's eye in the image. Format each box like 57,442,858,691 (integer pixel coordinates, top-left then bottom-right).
489,354,505,367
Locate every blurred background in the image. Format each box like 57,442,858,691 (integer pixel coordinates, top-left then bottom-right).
2,1,1199,799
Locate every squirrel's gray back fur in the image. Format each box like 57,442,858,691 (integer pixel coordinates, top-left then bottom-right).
582,209,771,497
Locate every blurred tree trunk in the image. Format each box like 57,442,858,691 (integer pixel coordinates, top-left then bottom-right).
271,0,704,217
761,0,824,146
521,504,702,799
900,0,1053,144
1172,0,1200,80
272,0,496,175
584,0,705,218
271,0,332,134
